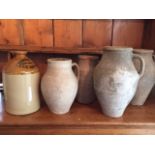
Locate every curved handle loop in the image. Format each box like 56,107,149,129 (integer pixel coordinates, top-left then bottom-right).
72,62,80,81
133,54,145,78
153,55,155,62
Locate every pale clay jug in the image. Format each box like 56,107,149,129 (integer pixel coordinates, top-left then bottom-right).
131,49,155,106
41,58,79,114
2,51,40,115
94,46,145,118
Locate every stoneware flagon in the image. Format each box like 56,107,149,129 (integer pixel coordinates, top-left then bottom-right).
94,46,145,118
2,51,40,115
131,49,155,106
77,55,99,104
41,58,79,114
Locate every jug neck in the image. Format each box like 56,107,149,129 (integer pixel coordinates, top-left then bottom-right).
133,49,154,61
103,46,133,60
78,55,99,66
47,58,72,69
103,50,133,61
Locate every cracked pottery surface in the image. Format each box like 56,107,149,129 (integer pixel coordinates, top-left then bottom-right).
94,46,145,118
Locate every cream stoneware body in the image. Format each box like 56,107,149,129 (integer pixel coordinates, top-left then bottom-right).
94,46,145,118
77,55,98,104
131,49,155,106
41,58,79,114
2,51,40,115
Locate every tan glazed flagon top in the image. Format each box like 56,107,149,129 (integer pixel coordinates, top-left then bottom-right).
3,51,39,74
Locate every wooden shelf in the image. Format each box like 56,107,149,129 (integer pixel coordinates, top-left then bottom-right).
0,45,103,54
1,95,155,134
0,19,154,135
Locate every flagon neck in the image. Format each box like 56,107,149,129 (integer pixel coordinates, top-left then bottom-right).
11,51,27,58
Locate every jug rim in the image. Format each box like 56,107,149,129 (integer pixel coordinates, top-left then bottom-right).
133,49,154,54
78,55,99,60
103,46,133,52
47,58,72,63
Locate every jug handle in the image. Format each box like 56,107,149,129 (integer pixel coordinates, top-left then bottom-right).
72,63,80,81
133,54,145,78
153,55,155,62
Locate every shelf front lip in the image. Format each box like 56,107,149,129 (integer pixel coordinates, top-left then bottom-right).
0,124,155,135
1,123,155,129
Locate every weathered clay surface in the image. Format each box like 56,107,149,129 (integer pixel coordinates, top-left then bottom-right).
41,58,79,114
132,49,155,106
94,46,144,118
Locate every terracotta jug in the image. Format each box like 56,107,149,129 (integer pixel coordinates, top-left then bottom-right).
131,49,155,106
94,46,145,118
2,51,40,115
77,55,99,104
41,58,79,114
